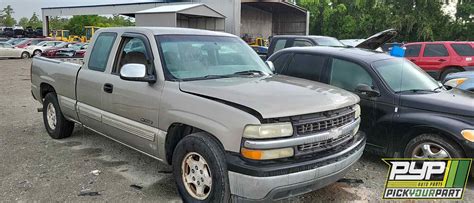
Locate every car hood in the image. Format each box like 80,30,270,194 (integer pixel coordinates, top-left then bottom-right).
401,88,474,117
356,29,398,50
179,75,359,119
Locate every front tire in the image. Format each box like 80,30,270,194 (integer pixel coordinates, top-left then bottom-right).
42,93,74,139
172,132,231,202
21,52,30,59
33,50,42,56
404,134,463,158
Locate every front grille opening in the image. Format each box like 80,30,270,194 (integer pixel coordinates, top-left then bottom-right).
295,112,355,135
297,132,353,154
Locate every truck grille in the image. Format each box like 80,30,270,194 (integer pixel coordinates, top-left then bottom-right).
295,111,355,135
298,132,353,152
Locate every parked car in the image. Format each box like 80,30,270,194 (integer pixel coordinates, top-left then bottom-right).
267,29,398,59
27,40,64,56
0,42,30,59
403,41,474,80
42,43,88,57
267,46,474,159
3,27,14,38
31,27,365,202
15,38,53,48
443,71,474,92
6,38,26,46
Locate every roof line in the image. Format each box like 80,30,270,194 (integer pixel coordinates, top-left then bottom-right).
42,1,164,10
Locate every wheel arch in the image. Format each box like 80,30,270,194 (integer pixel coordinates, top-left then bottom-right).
40,83,56,100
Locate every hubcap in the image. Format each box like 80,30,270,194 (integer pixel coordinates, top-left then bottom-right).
181,152,212,200
412,142,451,158
22,53,28,58
46,103,57,130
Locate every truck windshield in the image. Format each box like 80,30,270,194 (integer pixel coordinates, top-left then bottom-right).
157,35,272,81
373,58,441,93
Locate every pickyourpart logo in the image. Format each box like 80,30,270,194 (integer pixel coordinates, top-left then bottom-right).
382,159,471,199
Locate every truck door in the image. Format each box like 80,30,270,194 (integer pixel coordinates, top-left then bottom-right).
101,33,162,156
76,32,117,132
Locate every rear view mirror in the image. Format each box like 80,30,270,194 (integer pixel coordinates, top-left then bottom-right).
355,84,380,97
120,63,156,83
266,61,275,72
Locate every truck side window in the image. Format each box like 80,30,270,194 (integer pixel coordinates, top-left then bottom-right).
88,33,117,72
404,44,421,57
282,54,326,81
115,37,150,73
273,39,287,53
330,58,373,92
423,44,449,57
272,53,291,73
292,40,312,47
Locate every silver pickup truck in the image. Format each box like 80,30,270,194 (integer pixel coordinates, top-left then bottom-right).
31,27,365,202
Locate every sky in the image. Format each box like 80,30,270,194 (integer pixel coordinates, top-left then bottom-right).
0,0,167,20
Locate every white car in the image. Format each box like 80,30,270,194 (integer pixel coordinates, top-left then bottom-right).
27,41,64,56
0,42,30,59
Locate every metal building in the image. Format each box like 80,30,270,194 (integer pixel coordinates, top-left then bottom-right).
41,0,308,39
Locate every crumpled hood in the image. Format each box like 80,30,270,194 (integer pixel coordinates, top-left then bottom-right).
179,75,359,119
401,88,474,117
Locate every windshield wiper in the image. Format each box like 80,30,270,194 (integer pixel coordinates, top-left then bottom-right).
232,70,267,76
181,74,233,81
396,89,437,93
433,85,444,92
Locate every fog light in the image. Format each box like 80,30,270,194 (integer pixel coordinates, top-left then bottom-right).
461,130,474,142
241,147,294,160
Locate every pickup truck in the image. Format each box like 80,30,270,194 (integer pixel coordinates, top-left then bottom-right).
31,27,365,202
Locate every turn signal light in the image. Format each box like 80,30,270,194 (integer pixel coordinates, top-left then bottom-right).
461,130,474,142
241,147,294,160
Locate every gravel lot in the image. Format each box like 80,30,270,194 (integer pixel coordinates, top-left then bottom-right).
0,58,472,202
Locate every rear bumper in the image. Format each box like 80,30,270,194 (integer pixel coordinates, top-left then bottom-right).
228,133,365,201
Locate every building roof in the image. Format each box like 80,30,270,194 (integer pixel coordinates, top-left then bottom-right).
136,3,225,18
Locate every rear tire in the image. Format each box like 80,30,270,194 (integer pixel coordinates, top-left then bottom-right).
42,93,74,139
33,50,42,56
404,134,464,158
172,132,231,203
21,52,30,59
440,67,462,81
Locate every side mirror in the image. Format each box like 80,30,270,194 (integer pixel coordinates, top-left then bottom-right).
266,61,275,72
119,63,156,83
355,84,380,97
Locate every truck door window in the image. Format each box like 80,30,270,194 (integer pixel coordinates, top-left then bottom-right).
330,58,373,92
273,39,287,53
282,54,326,81
423,44,449,57
404,45,421,57
115,37,151,73
88,32,117,72
272,53,291,73
292,40,312,47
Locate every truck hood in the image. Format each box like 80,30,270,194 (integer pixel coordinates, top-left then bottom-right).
179,75,359,119
356,29,398,50
400,88,474,117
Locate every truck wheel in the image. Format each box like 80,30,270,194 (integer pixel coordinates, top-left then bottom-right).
440,67,461,81
172,132,230,202
42,93,74,139
21,52,30,59
404,134,463,158
33,50,42,56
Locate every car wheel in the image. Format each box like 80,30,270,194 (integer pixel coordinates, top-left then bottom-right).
440,67,461,81
21,52,30,59
42,93,74,139
172,132,231,202
33,50,42,56
404,134,463,158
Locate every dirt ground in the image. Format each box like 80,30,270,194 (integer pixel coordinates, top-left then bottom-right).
0,58,472,202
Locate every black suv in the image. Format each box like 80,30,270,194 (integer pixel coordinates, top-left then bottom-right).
267,46,474,158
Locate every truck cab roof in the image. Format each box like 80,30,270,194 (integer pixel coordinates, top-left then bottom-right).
96,27,236,37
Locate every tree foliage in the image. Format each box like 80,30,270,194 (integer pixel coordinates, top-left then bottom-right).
64,15,134,35
0,5,16,27
298,0,473,41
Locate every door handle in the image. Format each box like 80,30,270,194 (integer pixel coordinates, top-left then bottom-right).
438,59,446,62
103,83,113,93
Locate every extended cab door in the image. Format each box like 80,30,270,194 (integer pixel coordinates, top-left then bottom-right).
76,32,118,132
101,33,162,156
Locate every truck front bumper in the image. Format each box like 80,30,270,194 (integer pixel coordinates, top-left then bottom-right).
227,132,365,202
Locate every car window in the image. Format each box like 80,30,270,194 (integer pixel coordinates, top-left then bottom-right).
314,37,345,47
271,53,291,73
450,44,474,56
88,33,117,72
292,40,313,47
116,37,150,73
404,44,421,57
423,44,449,57
282,53,327,81
330,58,373,91
273,39,287,53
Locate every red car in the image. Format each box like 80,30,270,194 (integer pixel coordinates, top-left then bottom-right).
15,38,53,49
403,41,474,80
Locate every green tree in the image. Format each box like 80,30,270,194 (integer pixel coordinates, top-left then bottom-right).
2,5,16,27
18,17,29,28
49,17,69,31
28,12,42,28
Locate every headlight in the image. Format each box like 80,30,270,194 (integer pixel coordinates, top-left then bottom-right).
243,122,293,139
354,104,361,118
461,130,474,142
241,147,294,160
444,78,467,88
